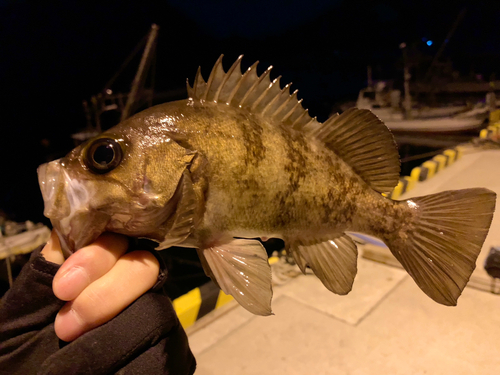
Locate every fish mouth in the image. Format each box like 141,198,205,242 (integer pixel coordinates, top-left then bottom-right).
51,213,110,257
38,160,70,220
38,160,109,256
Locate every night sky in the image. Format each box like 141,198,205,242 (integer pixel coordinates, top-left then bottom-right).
1,0,500,223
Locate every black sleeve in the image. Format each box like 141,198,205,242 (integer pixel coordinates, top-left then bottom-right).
0,246,65,374
0,246,196,375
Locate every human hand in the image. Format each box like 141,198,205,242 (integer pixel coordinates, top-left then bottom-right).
41,230,160,342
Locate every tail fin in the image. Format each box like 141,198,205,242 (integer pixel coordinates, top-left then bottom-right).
386,188,496,306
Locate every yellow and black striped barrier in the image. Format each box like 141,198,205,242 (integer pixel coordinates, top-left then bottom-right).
479,110,500,139
480,123,500,140
389,147,462,200
172,281,234,329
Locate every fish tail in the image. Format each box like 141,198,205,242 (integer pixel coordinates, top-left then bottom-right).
385,188,496,306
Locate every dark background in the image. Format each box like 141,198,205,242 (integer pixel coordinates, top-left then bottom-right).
1,0,500,224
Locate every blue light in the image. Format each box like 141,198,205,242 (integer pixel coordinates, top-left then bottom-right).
426,40,433,46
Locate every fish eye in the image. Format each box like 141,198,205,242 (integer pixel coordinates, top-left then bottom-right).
84,138,123,174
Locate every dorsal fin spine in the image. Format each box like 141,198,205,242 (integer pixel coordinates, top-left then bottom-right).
291,108,308,129
203,55,224,101
192,67,206,99
320,118,339,136
281,97,302,123
214,55,243,103
271,83,293,115
240,65,272,107
227,61,259,106
251,77,276,111
302,116,318,130
274,89,298,119
186,78,194,99
252,76,281,112
297,114,317,130
317,115,349,139
188,56,314,129
191,67,200,98
262,82,290,116
288,101,306,124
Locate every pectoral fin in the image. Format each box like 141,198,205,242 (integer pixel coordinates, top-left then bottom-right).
201,239,273,316
291,234,358,295
156,170,197,250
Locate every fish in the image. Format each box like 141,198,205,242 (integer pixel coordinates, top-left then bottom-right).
38,55,496,315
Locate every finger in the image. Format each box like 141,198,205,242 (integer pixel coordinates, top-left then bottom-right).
54,250,160,342
53,233,129,301
40,230,65,265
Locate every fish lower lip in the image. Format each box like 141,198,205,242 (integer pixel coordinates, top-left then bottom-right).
37,159,70,220
53,212,111,255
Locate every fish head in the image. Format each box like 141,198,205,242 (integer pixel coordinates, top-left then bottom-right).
38,122,195,256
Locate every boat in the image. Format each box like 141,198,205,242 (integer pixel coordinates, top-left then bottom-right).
356,83,489,134
353,8,493,136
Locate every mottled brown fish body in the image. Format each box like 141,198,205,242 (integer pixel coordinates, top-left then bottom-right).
118,100,389,246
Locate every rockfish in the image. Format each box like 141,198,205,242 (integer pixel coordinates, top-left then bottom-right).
38,55,496,315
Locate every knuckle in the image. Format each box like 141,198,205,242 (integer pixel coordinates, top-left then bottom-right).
65,246,102,279
76,246,100,264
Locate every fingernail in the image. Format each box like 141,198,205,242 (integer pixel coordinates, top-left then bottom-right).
54,267,89,301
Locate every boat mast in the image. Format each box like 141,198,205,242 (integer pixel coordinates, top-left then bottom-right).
121,24,159,121
400,42,413,119
424,8,466,82
78,24,159,143
367,65,373,89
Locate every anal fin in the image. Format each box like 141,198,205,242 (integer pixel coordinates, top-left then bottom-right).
291,234,358,295
200,239,273,316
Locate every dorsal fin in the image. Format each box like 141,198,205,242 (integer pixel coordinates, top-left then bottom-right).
186,54,320,131
304,108,400,193
187,56,400,193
